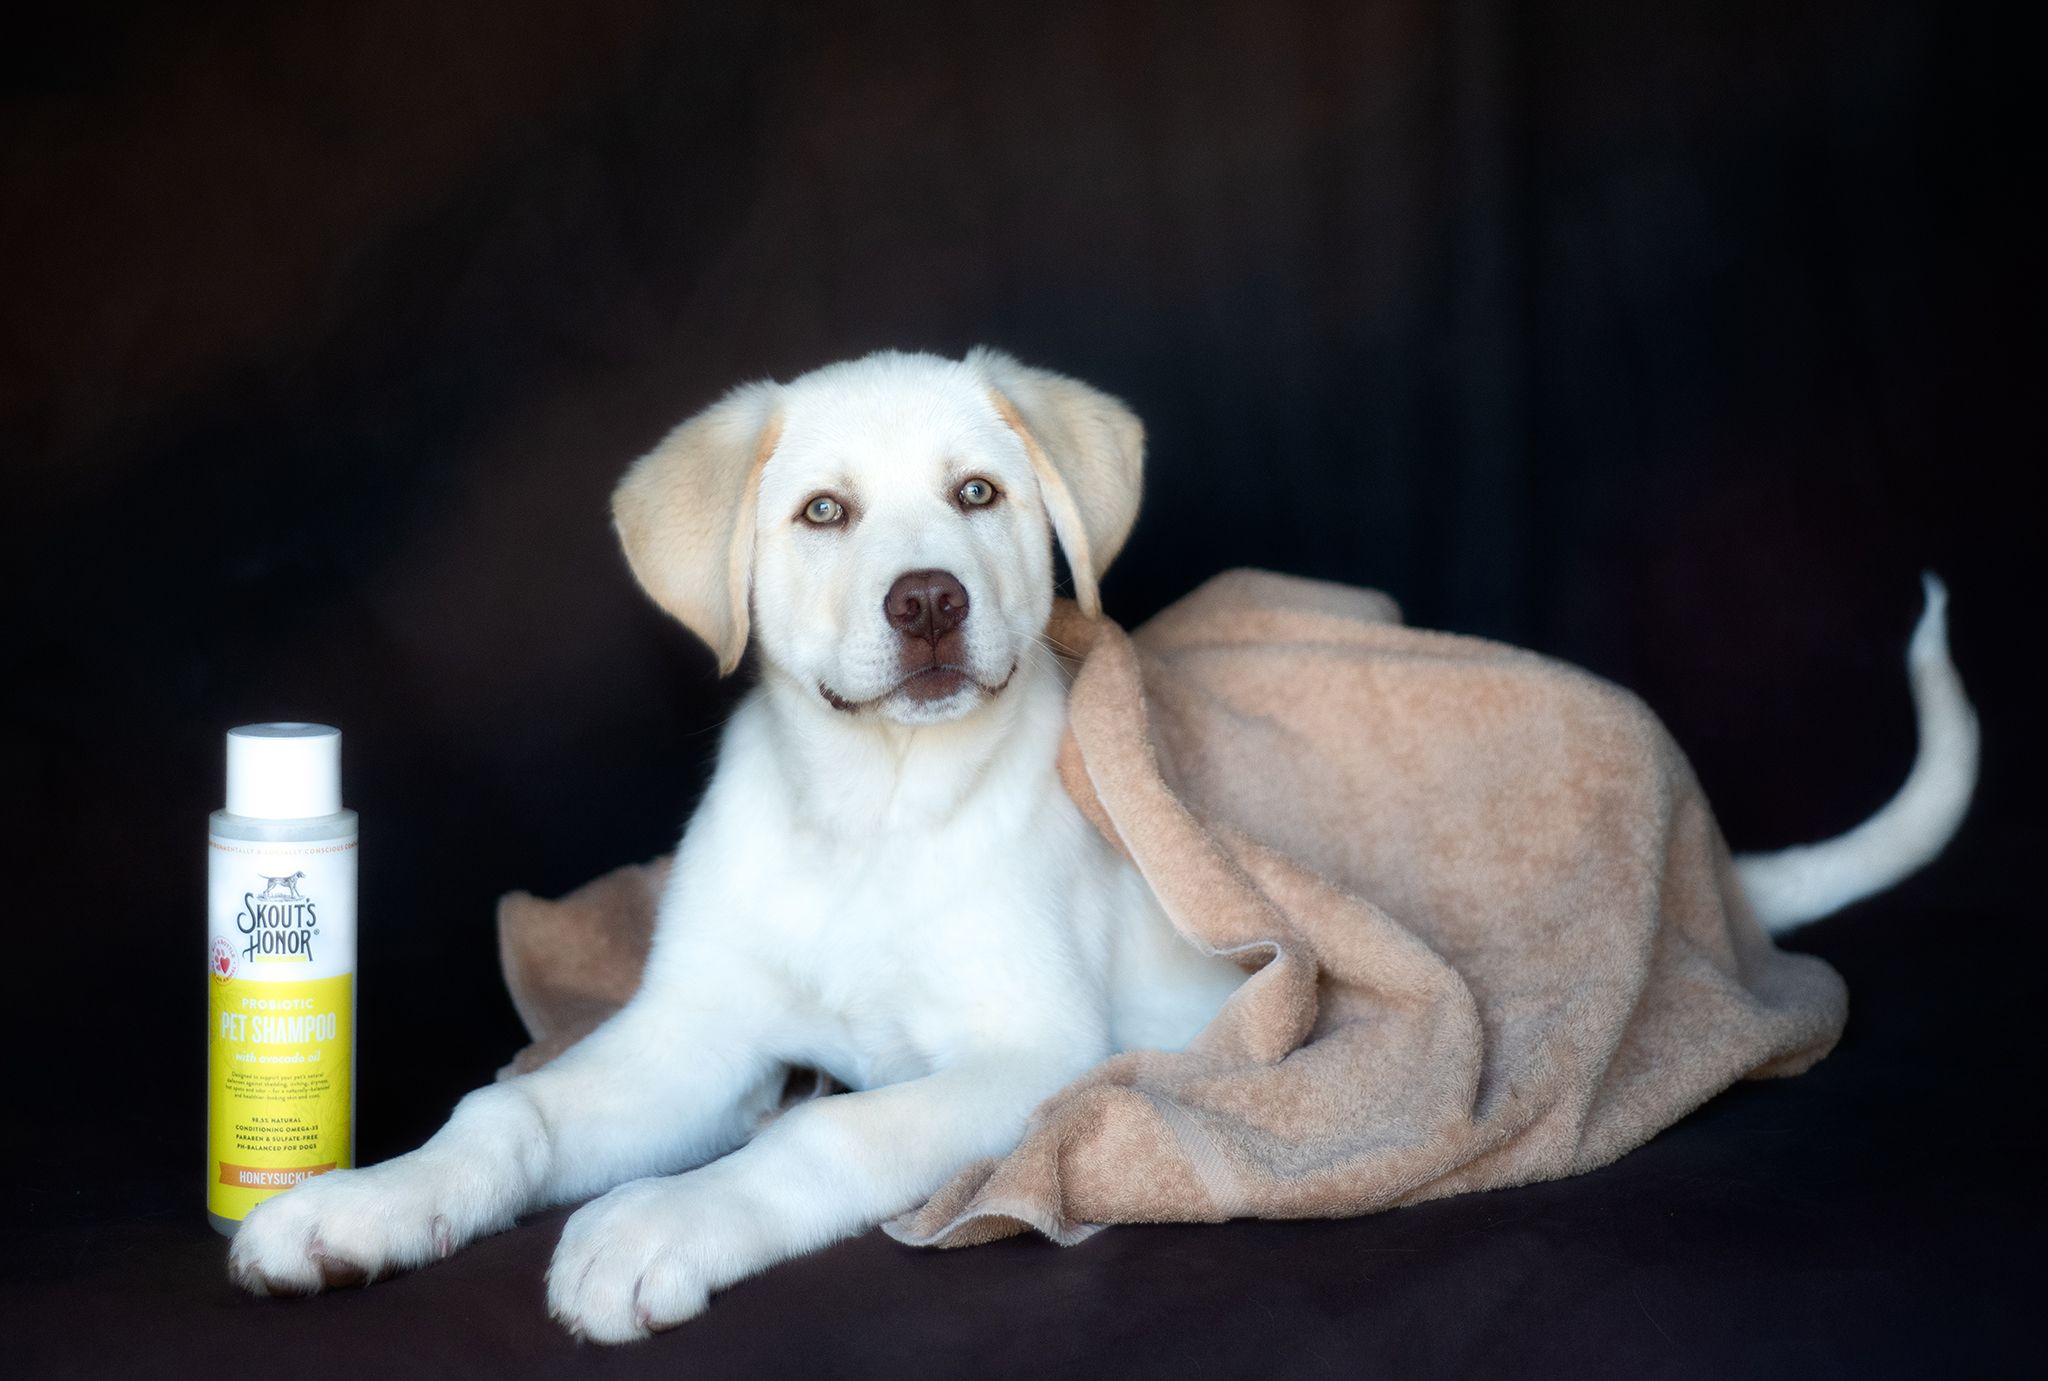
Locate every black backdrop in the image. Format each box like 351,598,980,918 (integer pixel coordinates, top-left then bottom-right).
1,1,2034,1374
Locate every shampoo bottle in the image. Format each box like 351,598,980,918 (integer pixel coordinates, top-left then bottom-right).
206,723,357,1236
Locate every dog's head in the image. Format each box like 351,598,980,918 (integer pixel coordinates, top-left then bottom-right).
612,348,1143,725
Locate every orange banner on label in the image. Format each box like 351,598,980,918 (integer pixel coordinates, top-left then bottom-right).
218,1162,336,1189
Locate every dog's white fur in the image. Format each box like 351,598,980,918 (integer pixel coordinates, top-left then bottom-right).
228,348,1977,1341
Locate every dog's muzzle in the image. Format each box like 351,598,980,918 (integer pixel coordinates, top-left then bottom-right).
815,570,1016,713
886,569,970,703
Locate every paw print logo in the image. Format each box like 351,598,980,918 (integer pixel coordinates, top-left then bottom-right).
211,937,237,985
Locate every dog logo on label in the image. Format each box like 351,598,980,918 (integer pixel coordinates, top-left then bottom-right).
255,871,307,901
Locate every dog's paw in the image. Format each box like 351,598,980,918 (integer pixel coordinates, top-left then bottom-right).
227,1161,458,1296
546,1175,773,1344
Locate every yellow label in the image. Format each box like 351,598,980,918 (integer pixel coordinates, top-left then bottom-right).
207,973,353,1221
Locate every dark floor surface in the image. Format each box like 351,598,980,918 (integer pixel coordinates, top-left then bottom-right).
7,853,2028,1380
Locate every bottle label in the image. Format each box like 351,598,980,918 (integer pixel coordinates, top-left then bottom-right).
207,833,356,1223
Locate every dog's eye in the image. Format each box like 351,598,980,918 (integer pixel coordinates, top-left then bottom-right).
956,477,998,509
801,495,846,526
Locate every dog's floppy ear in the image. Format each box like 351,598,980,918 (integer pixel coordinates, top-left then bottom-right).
969,346,1144,617
611,382,782,675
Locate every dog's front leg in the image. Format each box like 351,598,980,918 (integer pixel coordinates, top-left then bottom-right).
228,974,786,1295
545,1048,1092,1342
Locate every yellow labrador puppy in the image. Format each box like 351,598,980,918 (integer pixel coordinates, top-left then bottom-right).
228,348,1976,1341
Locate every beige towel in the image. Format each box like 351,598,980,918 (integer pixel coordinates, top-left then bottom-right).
497,569,1846,1246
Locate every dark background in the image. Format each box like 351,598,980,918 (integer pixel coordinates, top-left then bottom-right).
1,1,2034,1375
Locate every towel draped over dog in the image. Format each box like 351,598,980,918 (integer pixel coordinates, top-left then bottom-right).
497,569,1847,1246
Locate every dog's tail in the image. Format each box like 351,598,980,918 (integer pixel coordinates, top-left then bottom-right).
1734,574,1980,934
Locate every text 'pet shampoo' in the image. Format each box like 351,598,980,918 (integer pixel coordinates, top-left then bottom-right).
207,723,357,1236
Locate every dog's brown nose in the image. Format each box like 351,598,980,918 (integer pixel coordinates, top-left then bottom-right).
885,569,969,644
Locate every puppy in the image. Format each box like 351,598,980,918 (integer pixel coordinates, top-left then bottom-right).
228,348,1976,1341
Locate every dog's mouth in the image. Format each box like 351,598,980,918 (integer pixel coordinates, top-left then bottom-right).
818,662,1017,714
897,664,969,703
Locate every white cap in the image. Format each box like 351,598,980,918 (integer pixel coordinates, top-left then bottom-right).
225,723,343,819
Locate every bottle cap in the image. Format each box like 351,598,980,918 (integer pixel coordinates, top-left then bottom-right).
225,723,343,819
